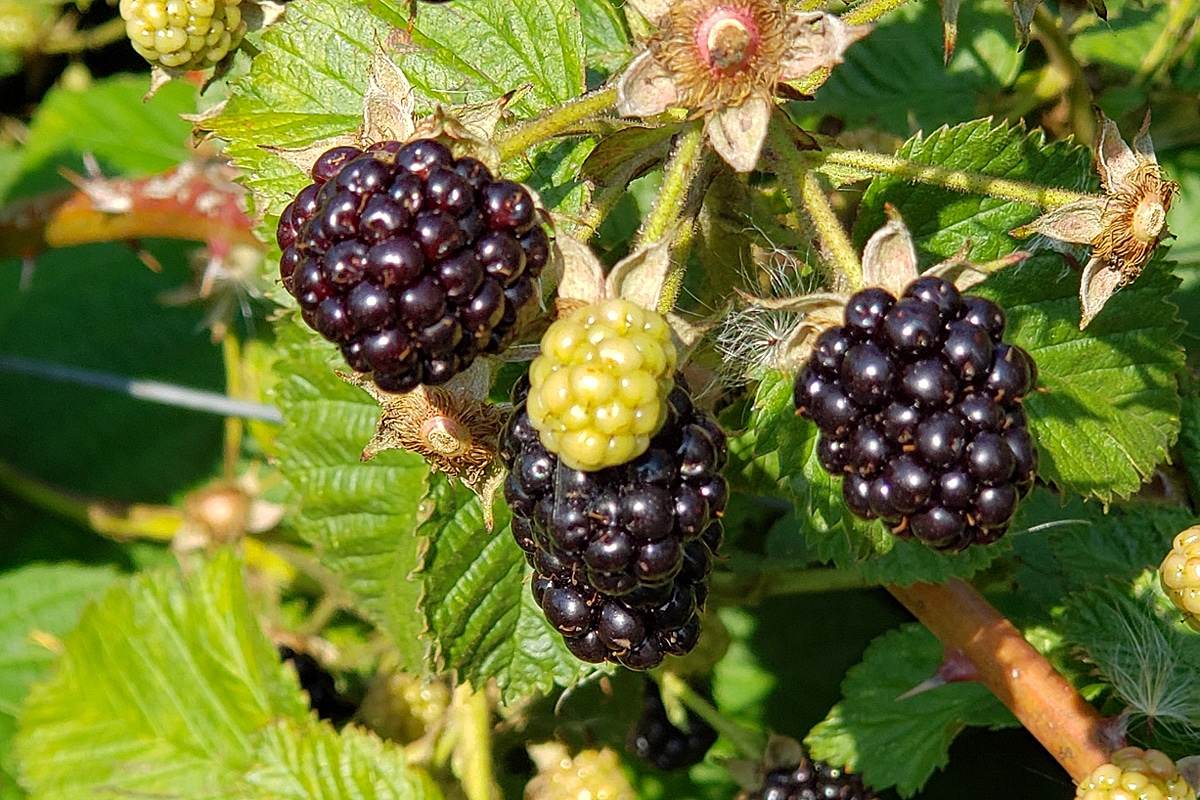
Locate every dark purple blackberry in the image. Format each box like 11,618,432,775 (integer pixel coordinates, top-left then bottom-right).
629,678,718,771
742,744,877,800
276,139,552,392
793,278,1037,551
501,375,726,668
278,645,356,725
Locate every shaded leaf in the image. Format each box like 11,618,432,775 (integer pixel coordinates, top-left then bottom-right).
416,476,598,704
805,624,1016,798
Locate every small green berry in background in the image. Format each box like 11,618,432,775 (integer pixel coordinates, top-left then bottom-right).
1,0,1199,798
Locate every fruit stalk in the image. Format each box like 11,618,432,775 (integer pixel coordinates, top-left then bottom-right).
767,118,862,291
494,86,618,163
818,149,1094,209
842,0,919,25
888,579,1111,781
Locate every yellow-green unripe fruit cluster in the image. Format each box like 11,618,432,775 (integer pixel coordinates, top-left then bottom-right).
120,0,245,70
1076,747,1196,800
1161,525,1200,632
528,298,677,472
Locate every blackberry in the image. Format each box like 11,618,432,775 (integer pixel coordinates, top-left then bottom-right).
1160,526,1200,632
1075,747,1197,800
278,646,357,725
527,298,677,471
120,0,246,70
501,376,726,669
741,747,877,800
629,677,717,771
794,277,1038,551
277,140,550,393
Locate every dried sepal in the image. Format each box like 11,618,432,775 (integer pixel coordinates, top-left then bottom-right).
362,46,417,144
860,206,920,297
616,50,681,118
604,234,674,309
342,362,507,527
625,0,669,23
707,96,772,174
554,234,608,304
1011,110,1178,329
776,11,872,92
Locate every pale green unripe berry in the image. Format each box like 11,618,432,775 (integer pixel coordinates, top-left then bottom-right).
120,0,245,70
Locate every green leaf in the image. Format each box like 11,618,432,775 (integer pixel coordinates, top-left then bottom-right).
246,720,440,800
574,0,632,82
273,322,430,668
0,565,118,800
209,0,387,215
853,118,1092,261
416,476,597,704
15,76,196,190
16,551,311,800
1060,575,1200,749
372,0,586,113
973,256,1184,501
747,373,1002,581
793,0,1023,139
805,624,1016,798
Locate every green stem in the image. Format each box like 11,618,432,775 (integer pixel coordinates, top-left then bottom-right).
1135,0,1200,86
820,149,1095,209
660,672,766,761
453,684,498,800
635,120,705,249
1031,5,1095,145
709,564,870,604
40,17,127,54
767,118,861,291
842,0,918,26
495,87,617,163
570,163,642,241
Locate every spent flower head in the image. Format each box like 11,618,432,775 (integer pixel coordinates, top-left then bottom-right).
1012,111,1178,329
617,0,870,172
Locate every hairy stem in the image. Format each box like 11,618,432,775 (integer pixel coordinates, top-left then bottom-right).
843,0,917,26
452,684,499,800
888,579,1111,782
495,86,617,164
768,118,861,290
636,120,705,249
820,149,1094,209
661,672,767,761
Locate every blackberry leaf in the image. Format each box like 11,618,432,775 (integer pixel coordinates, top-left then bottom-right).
974,256,1183,502
273,322,431,670
805,624,1016,798
415,475,600,704
15,552,313,799
371,0,586,113
247,720,440,800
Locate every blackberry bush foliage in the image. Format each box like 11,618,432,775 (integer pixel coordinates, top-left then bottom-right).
277,139,549,393
794,276,1038,551
5,0,1200,799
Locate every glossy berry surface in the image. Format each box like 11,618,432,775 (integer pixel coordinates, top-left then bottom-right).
527,298,678,471
1160,526,1200,632
501,376,726,669
120,0,246,70
277,140,550,393
629,678,717,771
741,746,877,800
793,277,1038,551
1075,747,1196,800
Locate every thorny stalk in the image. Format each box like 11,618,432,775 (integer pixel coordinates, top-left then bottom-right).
635,119,706,250
888,579,1112,782
661,671,768,761
1031,5,1095,145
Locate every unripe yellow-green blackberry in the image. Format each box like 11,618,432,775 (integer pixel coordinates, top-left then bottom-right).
525,743,635,800
1161,526,1200,632
527,298,677,472
119,0,246,70
1076,747,1197,800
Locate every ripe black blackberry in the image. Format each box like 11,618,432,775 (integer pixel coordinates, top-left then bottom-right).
629,677,718,771
501,375,727,670
794,277,1037,551
278,645,357,724
741,748,877,800
277,140,551,393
